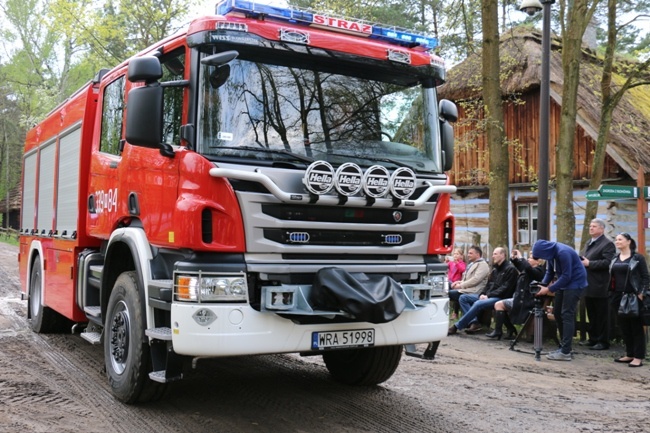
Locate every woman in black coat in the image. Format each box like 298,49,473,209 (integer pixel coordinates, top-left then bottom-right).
486,249,546,339
610,233,649,367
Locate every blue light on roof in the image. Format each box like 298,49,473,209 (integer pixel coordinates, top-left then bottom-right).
216,0,438,50
374,28,438,50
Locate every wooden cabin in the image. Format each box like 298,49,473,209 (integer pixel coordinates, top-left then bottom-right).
0,185,21,231
438,27,650,254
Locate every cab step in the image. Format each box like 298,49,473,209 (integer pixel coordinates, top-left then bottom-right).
149,370,183,383
146,327,172,341
80,331,102,345
83,306,102,325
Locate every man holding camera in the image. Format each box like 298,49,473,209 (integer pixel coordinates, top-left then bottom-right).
579,218,616,350
531,240,588,361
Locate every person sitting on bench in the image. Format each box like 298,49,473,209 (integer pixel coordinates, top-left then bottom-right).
448,247,517,335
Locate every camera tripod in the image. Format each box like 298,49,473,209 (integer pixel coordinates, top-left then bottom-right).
509,295,558,360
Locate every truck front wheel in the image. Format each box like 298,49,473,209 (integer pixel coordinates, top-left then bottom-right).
104,271,165,403
322,345,402,385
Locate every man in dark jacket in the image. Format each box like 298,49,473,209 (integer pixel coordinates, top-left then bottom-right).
532,240,588,361
448,247,517,335
580,218,616,350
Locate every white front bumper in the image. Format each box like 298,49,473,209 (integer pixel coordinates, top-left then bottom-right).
169,298,449,357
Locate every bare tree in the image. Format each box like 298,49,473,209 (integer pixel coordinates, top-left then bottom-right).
579,0,650,249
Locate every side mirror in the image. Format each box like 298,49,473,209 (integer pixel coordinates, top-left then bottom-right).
209,65,231,89
124,56,173,157
125,85,163,149
203,51,238,89
440,120,454,172
439,99,458,123
127,56,163,83
439,99,457,172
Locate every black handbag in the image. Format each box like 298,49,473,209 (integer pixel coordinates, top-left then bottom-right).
618,292,640,318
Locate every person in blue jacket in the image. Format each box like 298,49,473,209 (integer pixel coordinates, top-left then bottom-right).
531,239,588,361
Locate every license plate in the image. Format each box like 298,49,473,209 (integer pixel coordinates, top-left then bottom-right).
311,329,375,350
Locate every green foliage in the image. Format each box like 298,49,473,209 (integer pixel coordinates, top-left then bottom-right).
0,64,24,207
0,0,196,124
594,0,650,55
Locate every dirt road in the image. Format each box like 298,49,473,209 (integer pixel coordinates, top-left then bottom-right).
1,242,649,432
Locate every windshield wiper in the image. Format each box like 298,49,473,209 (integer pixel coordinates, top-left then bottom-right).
312,150,421,170
213,146,314,164
365,156,414,169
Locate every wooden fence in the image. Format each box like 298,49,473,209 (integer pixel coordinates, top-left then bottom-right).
0,227,19,242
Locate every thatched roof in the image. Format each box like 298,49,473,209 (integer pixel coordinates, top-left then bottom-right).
438,26,650,180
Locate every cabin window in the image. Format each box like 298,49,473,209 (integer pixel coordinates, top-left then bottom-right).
160,49,185,145
516,202,538,246
100,76,126,156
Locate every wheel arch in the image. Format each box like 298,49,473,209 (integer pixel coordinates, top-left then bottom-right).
100,228,153,323
25,241,45,318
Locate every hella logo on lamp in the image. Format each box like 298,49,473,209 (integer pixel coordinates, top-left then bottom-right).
303,161,416,200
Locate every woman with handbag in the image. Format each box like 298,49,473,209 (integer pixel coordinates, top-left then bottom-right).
609,233,649,367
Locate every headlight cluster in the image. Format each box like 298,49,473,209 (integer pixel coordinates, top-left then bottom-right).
175,273,248,302
421,273,448,297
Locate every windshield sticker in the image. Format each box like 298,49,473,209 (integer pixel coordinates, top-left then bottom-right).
217,132,234,141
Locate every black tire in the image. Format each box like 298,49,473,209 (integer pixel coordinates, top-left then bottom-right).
104,271,165,404
29,256,64,333
323,345,402,385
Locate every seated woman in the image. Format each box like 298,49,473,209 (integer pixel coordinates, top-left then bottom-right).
486,249,546,339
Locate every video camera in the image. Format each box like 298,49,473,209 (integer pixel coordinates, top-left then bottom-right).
529,280,542,295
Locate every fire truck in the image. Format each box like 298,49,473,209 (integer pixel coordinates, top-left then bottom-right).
19,0,458,403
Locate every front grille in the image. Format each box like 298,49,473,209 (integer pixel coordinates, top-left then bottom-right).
281,253,399,260
264,228,415,246
262,204,417,224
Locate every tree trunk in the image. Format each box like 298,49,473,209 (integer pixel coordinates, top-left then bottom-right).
482,0,508,250
579,0,617,248
555,0,592,246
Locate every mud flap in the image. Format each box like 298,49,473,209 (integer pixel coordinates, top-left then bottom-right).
404,342,440,360
311,267,406,324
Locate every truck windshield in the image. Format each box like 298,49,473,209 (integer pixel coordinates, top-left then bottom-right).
197,57,440,173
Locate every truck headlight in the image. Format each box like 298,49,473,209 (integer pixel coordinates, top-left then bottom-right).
175,273,248,302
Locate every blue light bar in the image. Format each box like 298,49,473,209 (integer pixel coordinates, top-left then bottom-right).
216,0,438,50
373,27,438,50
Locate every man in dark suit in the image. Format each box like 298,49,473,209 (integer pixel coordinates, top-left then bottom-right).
580,218,616,350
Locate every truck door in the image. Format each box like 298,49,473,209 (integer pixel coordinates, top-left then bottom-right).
88,48,187,243
120,48,186,247
87,72,126,238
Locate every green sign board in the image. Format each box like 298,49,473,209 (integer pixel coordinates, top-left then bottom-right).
586,185,641,201
597,185,639,199
585,190,601,201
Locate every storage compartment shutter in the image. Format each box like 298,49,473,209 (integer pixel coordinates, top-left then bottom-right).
37,141,56,233
21,153,38,231
57,127,81,236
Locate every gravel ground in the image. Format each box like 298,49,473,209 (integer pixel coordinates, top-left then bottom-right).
1,241,649,432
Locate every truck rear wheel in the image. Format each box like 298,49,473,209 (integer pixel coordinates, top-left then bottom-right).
104,271,165,403
322,345,402,385
29,256,64,333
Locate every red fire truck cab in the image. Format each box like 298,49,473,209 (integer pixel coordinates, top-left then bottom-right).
19,0,458,403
